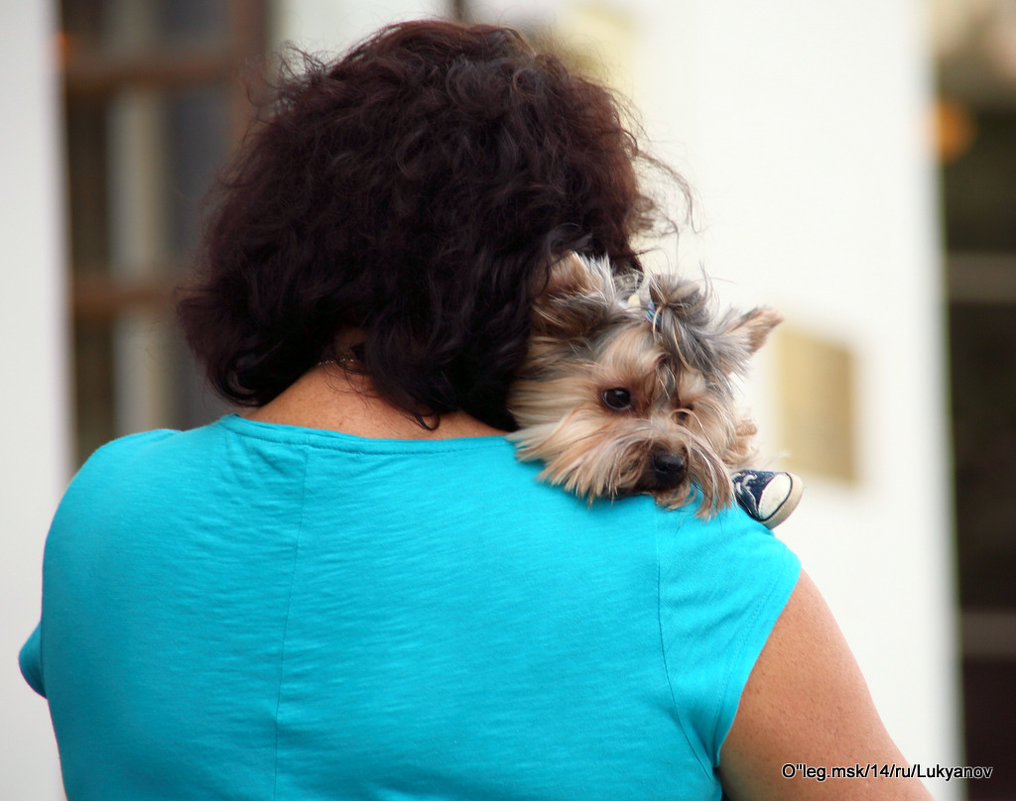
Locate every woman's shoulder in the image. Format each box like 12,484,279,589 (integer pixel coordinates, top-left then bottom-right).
65,420,239,504
653,500,802,774
74,427,182,480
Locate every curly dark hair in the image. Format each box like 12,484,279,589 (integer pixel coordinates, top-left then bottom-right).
177,19,677,430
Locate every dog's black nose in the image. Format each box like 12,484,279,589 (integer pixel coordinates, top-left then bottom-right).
651,452,686,485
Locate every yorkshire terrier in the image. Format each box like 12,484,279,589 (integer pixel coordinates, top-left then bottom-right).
507,252,802,527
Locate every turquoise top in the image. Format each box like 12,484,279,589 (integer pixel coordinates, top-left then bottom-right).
21,414,799,800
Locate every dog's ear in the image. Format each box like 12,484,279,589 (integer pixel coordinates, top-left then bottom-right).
540,252,607,300
723,307,783,354
529,252,625,338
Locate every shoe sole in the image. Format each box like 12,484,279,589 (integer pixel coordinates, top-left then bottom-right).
757,472,804,528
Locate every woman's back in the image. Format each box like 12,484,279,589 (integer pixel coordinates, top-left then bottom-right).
22,415,798,800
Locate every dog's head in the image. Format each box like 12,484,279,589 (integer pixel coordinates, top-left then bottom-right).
507,253,781,515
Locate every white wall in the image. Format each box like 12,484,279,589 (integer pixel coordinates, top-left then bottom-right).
635,2,962,798
272,0,447,54
0,1,70,799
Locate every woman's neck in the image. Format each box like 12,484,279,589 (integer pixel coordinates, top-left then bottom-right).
245,364,506,440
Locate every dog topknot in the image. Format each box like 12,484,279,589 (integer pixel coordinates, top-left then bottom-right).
643,276,783,394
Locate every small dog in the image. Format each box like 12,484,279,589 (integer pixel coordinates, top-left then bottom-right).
507,252,789,520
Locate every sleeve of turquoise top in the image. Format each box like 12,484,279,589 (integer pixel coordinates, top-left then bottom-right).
19,623,45,697
18,429,178,702
656,502,801,776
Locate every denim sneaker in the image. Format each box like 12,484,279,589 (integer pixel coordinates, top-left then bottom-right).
731,469,803,528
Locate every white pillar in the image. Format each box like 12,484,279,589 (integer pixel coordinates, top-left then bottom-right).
0,0,71,798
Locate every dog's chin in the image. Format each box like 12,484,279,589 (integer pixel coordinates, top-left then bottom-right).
646,454,735,518
534,450,734,518
509,405,741,517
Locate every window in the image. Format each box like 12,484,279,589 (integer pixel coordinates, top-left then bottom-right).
935,2,1016,791
61,0,267,462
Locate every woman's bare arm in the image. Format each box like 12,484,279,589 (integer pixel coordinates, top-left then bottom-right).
719,571,934,801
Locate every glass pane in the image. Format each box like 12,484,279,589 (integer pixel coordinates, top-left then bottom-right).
62,0,230,51
942,110,1016,252
61,0,106,50
66,95,110,275
169,325,233,431
949,302,1016,609
159,0,229,47
165,84,231,262
74,318,116,462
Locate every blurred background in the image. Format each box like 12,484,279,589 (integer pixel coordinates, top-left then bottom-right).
2,0,1013,798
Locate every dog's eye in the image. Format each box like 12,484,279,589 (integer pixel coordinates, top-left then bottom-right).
601,388,632,411
676,404,694,422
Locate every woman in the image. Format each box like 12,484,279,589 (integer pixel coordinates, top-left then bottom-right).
21,20,930,801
